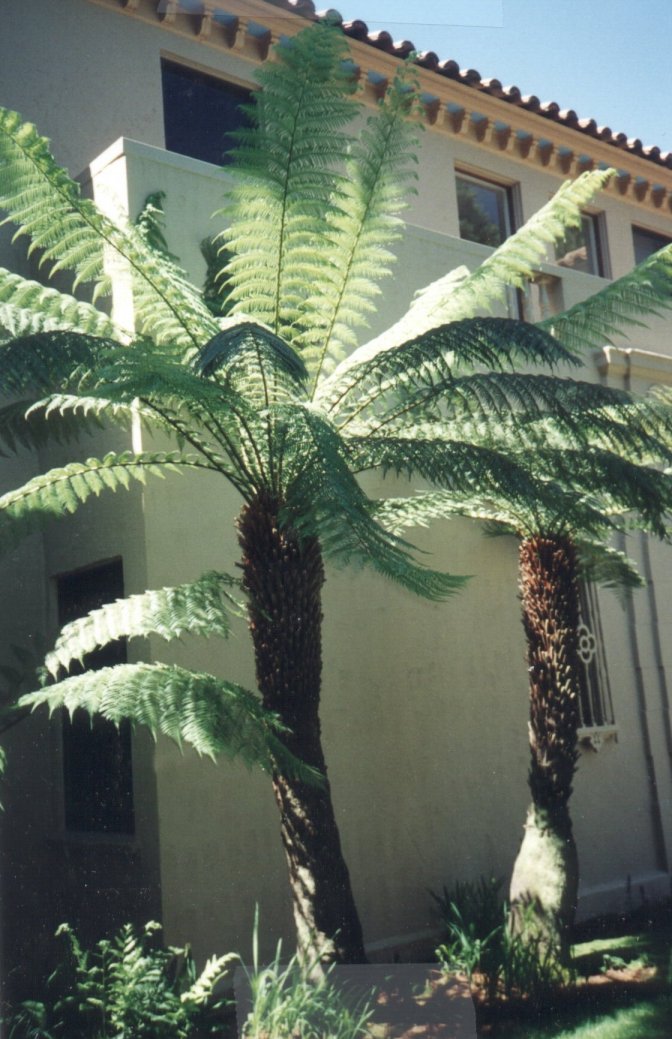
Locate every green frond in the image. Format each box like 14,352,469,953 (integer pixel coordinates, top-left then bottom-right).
539,241,672,353
281,406,466,599
333,169,613,366
46,571,243,678
20,662,320,781
373,490,518,537
0,266,118,339
0,330,112,397
0,450,210,554
319,318,579,426
220,23,358,340
0,106,217,352
195,318,308,401
349,432,540,507
0,397,106,455
576,539,643,593
301,66,422,389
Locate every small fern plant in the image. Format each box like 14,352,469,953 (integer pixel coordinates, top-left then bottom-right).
2,19,672,965
5,921,236,1039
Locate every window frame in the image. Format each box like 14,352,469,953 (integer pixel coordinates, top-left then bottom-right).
632,225,672,266
160,53,253,167
455,170,517,248
554,211,608,278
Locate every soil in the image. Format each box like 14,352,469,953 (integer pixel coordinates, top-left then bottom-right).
365,961,667,1038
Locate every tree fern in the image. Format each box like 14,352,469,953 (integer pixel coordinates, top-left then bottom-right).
45,571,243,679
20,662,319,780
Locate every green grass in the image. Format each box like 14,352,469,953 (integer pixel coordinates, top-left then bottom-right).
491,996,672,1039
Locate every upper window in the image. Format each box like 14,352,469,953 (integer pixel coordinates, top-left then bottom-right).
456,173,514,247
161,58,252,166
555,213,605,277
57,559,134,835
632,226,672,265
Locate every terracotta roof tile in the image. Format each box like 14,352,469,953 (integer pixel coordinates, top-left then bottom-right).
266,3,670,169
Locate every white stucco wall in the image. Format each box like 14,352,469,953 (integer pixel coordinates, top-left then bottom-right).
2,0,672,973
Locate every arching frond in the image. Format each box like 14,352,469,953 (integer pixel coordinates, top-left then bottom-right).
195,318,308,401
0,450,212,554
20,662,319,781
0,106,217,352
0,266,118,339
373,490,518,537
303,66,421,388
319,318,579,426
220,23,358,340
576,539,643,592
45,571,243,678
331,169,613,371
281,406,467,599
539,241,672,353
349,433,539,506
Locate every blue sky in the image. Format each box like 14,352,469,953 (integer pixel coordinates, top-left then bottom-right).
330,0,671,153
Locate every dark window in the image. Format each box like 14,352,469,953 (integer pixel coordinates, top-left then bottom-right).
57,560,134,835
632,226,672,265
161,58,252,166
456,174,514,247
555,213,605,276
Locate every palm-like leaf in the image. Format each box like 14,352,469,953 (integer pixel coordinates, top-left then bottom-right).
45,571,243,678
220,23,357,341
540,241,672,353
0,450,211,551
20,662,319,780
0,106,217,351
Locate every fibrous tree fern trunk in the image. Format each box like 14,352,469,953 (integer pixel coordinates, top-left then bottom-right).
509,535,581,963
238,491,366,965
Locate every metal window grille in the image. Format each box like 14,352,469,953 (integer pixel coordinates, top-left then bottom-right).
576,582,614,728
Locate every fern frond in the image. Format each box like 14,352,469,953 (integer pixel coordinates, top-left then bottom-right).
220,23,358,341
0,266,118,339
46,571,243,678
281,406,466,599
326,169,612,380
539,241,672,352
319,318,579,425
0,450,212,554
302,66,421,389
373,490,518,536
576,539,643,592
195,318,307,402
0,107,217,352
0,398,105,455
20,662,320,780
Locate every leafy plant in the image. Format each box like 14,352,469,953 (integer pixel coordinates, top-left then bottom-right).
4,921,236,1038
239,914,372,1039
435,877,568,1002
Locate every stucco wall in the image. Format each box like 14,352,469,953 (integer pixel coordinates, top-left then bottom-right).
2,0,672,978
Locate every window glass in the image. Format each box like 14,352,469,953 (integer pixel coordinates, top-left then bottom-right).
57,560,134,835
555,214,604,276
456,174,512,246
161,59,252,166
632,226,671,265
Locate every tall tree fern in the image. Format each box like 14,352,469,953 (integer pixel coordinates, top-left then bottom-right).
2,21,672,964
